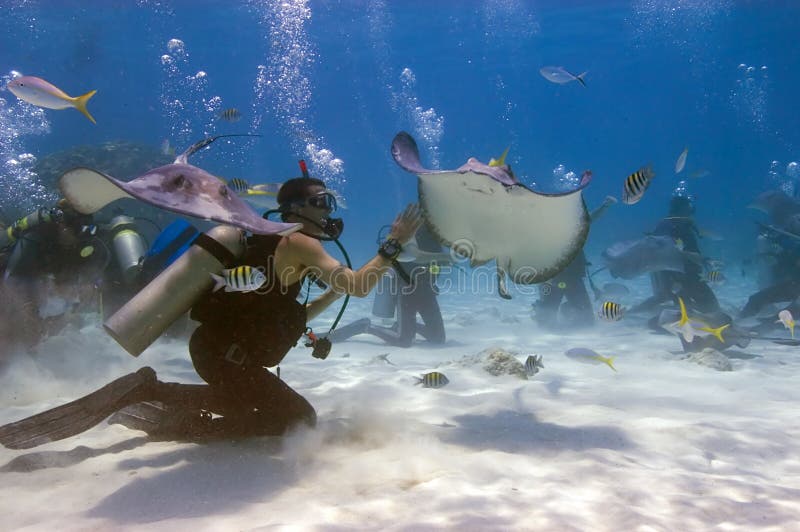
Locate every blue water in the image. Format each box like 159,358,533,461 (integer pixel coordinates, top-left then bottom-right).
1,0,799,263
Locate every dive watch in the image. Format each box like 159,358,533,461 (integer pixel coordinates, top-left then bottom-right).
378,237,402,260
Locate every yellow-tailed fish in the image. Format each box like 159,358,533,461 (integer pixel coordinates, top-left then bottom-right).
621,165,655,205
489,146,510,167
415,371,449,388
671,297,729,343
564,348,616,372
6,76,97,124
675,147,688,174
599,301,624,321
777,309,795,339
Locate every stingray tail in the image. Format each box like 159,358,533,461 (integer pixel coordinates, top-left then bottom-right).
176,134,263,164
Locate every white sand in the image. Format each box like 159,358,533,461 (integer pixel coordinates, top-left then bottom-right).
1,276,799,531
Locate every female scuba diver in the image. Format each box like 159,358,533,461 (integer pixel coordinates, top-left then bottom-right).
0,175,422,448
329,224,448,347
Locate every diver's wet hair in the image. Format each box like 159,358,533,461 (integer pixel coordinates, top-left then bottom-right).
277,177,326,209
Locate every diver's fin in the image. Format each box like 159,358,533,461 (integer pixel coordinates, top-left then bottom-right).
108,401,169,434
0,367,156,450
109,401,216,441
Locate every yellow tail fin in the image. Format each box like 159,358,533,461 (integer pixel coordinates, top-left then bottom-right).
677,297,689,326
700,323,729,343
72,89,97,124
489,146,510,167
597,355,617,372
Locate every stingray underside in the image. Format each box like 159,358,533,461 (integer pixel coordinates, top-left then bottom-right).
418,171,590,284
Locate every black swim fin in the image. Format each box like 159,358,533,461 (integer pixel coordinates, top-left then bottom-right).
0,367,156,450
109,401,217,441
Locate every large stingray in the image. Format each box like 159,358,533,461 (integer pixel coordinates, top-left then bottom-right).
390,131,592,299
602,235,703,280
58,135,301,236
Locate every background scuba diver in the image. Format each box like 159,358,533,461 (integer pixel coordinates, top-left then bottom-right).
631,193,720,315
0,199,147,345
533,195,617,329
0,175,422,448
739,222,800,323
329,224,448,347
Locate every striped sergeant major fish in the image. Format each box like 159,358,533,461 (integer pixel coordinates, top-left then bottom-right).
524,354,544,376
706,270,726,284
218,108,242,122
227,178,250,193
415,371,449,389
210,265,267,293
621,165,655,205
598,301,624,321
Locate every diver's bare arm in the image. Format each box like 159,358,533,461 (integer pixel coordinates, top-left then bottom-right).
306,289,344,321
300,203,421,299
305,246,393,298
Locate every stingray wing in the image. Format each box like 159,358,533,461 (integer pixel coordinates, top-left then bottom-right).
59,165,300,236
391,132,591,284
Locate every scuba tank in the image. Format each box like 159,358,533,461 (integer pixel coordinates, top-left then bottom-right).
0,204,64,251
371,269,398,319
104,224,245,357
108,215,146,285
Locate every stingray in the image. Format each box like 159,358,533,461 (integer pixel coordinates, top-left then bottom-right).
58,135,301,236
390,131,592,299
748,190,800,228
601,235,702,280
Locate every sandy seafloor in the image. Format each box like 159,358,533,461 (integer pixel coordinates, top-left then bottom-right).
0,271,799,531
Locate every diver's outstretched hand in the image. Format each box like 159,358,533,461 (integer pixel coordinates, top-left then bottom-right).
389,204,423,245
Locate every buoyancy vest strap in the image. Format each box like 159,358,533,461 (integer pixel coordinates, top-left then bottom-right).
193,232,237,268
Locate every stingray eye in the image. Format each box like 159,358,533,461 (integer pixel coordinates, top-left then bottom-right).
219,185,229,198
173,174,185,187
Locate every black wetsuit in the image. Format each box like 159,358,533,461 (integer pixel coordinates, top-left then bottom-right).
330,227,446,347
331,263,445,347
534,250,594,328
740,241,800,318
149,234,316,438
637,217,720,314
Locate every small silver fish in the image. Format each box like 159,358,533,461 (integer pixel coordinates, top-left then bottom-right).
524,355,544,376
539,66,587,87
219,108,242,122
675,147,688,174
599,301,624,321
622,165,655,205
210,265,267,293
415,371,449,388
564,347,616,372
